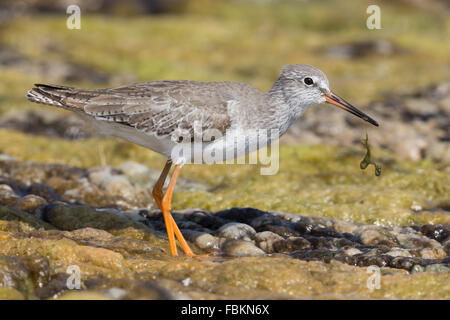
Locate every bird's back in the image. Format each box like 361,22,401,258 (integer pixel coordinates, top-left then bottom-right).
26,80,266,159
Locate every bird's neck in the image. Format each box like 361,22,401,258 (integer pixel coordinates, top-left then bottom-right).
264,77,307,136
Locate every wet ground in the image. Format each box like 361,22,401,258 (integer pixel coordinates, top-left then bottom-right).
0,155,448,299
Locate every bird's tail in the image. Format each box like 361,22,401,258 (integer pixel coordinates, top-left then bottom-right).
27,84,71,107
27,83,98,110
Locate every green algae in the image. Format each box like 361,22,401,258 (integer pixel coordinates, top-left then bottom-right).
0,205,54,230
43,204,145,231
1,217,448,299
360,133,381,176
0,0,448,229
152,256,450,299
0,130,449,227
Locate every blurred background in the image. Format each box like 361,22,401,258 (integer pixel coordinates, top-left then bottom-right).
0,0,449,226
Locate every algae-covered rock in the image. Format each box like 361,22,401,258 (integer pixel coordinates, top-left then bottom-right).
42,204,151,232
151,255,449,299
0,255,35,298
0,236,126,272
15,194,48,213
0,205,53,230
0,195,448,299
0,254,51,299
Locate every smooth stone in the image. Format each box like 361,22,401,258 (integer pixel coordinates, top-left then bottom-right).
411,265,425,273
15,194,48,213
181,230,219,251
272,236,311,254
396,232,441,249
419,224,449,243
355,227,396,247
215,222,256,241
342,248,362,256
254,231,284,253
222,240,265,257
419,247,447,260
250,214,283,230
332,220,359,234
0,184,20,207
63,227,114,241
386,248,413,258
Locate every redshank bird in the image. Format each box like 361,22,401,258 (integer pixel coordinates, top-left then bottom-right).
26,64,378,258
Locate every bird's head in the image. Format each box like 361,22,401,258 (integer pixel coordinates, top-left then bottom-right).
278,64,378,126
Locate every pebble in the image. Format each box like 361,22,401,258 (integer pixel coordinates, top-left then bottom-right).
342,248,362,256
269,211,302,223
396,232,440,249
88,167,135,197
0,184,20,207
419,247,446,260
182,230,220,251
250,214,283,230
254,231,284,253
222,240,265,257
419,224,449,243
390,257,424,271
118,161,149,177
332,220,359,234
102,175,135,199
264,224,300,238
215,222,256,241
411,265,425,273
14,194,48,213
386,248,413,258
356,227,396,247
273,236,311,253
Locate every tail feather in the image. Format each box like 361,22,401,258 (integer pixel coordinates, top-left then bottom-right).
26,83,91,109
26,87,65,107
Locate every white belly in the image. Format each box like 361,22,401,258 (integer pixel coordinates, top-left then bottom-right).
79,114,176,158
80,114,279,165
171,129,279,164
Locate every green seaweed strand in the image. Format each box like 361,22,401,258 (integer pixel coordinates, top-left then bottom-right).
360,132,381,176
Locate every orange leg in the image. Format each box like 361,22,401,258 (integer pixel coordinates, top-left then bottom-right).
152,160,177,256
152,160,172,209
152,160,195,258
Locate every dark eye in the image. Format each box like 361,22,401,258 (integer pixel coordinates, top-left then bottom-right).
303,77,314,86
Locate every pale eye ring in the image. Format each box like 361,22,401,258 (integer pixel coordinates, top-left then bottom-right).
303,77,314,86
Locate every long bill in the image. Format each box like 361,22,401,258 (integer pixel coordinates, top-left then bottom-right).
324,92,379,127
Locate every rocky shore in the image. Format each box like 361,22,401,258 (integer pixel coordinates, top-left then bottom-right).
0,156,448,299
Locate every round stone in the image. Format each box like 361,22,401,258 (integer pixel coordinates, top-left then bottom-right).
216,222,256,241
222,240,265,257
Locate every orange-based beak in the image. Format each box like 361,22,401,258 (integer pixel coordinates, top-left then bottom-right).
324,93,379,127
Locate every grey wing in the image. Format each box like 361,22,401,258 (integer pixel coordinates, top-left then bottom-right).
28,81,233,142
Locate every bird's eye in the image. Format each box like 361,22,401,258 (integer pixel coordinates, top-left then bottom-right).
303,77,314,86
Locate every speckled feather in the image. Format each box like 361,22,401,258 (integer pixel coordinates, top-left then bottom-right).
26,81,261,142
